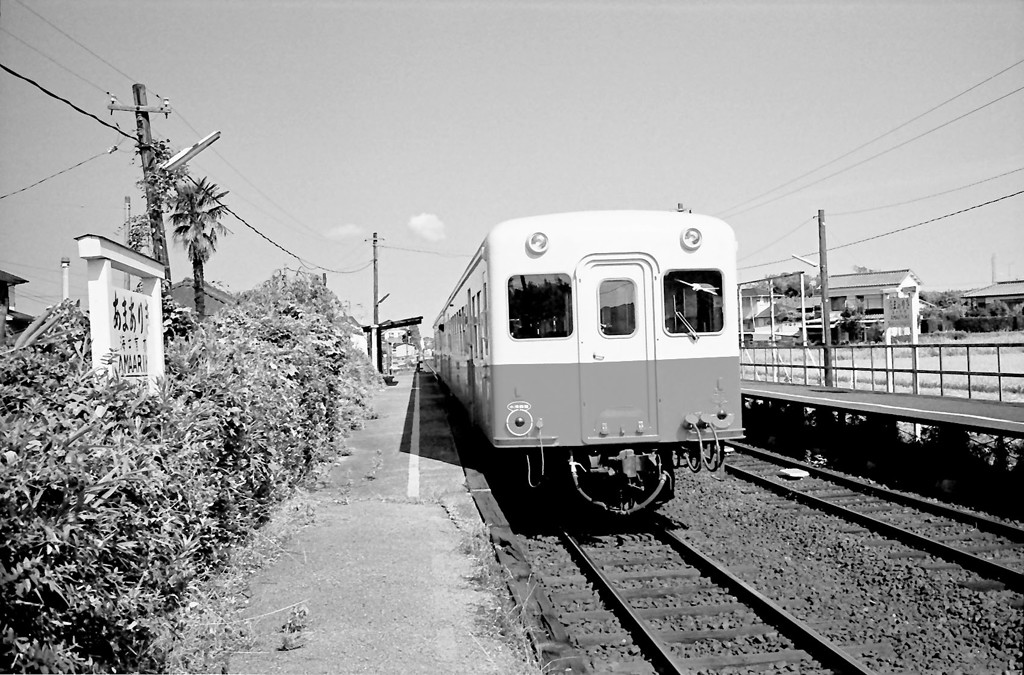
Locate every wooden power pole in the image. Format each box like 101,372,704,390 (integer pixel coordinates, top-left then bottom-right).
372,232,383,373
818,209,833,387
109,84,172,286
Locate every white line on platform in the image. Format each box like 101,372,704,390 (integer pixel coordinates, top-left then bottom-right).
407,373,421,499
743,388,1023,430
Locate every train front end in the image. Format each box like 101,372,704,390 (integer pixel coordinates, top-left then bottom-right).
487,211,743,514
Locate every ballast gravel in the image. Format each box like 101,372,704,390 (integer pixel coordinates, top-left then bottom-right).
668,467,1024,673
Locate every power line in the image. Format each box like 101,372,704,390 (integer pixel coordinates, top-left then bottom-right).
738,189,1024,272
0,26,109,95
178,110,330,240
180,176,372,275
831,166,1024,216
723,83,1024,220
378,244,472,258
10,0,159,97
717,56,1024,219
0,146,121,201
0,64,358,278
0,62,136,142
737,216,815,262
829,189,1024,253
9,3,349,251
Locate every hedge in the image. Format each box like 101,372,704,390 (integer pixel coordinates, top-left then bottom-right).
953,316,1023,333
0,273,379,672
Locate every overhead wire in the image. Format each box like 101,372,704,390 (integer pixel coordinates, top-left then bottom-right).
2,62,365,277
738,188,1024,272
0,26,110,95
10,0,159,98
737,216,815,262
0,146,119,200
716,56,1024,220
378,244,472,258
721,82,1024,220
0,62,135,142
831,165,1024,216
7,5,347,254
181,176,372,274
173,109,334,242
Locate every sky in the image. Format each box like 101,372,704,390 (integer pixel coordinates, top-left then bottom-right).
2,0,1022,326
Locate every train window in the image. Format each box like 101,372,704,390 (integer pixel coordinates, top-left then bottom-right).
508,273,573,339
664,270,724,335
598,279,636,337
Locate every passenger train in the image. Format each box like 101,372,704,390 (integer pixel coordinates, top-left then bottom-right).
432,210,743,514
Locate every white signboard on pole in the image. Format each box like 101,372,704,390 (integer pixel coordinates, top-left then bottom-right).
885,295,913,328
77,234,164,392
110,287,152,377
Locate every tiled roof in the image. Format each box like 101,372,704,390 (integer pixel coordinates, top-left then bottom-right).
1,269,29,286
828,269,919,291
171,279,236,304
962,280,1024,298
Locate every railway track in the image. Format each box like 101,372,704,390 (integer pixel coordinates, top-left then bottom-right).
724,441,1024,592
527,525,882,674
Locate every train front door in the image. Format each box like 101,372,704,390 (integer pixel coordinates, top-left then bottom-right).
576,258,658,443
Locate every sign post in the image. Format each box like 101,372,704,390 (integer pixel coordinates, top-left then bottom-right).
884,292,920,394
77,234,165,392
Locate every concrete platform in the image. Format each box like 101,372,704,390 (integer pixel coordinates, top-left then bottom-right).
742,381,1024,437
229,370,533,674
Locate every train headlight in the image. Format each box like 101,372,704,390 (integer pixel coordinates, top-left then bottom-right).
680,227,702,252
526,231,549,255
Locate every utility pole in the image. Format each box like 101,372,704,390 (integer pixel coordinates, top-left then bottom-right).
109,84,172,286
818,209,833,386
123,196,132,290
372,232,379,325
372,232,383,372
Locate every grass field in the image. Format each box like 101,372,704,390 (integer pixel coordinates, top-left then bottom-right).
741,331,1024,402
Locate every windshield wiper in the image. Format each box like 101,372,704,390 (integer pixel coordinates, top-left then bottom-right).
675,311,700,342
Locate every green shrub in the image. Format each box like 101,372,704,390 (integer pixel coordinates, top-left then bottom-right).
1,273,379,672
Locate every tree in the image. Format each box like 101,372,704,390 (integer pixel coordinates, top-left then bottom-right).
167,178,230,320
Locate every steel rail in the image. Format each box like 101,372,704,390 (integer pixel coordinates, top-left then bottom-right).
655,528,876,675
560,531,687,675
723,460,1024,592
729,441,1024,541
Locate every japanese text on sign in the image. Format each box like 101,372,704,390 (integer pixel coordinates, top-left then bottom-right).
885,296,913,328
110,287,150,377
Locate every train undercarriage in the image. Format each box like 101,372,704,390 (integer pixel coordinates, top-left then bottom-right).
524,440,726,515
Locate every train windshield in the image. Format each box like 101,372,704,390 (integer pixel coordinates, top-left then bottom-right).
664,270,724,335
508,273,573,339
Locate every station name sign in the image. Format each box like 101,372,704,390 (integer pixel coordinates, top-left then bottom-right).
77,234,165,392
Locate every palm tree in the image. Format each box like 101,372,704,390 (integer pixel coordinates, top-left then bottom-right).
168,177,229,320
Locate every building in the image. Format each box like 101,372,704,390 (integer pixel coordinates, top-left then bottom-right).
169,279,236,315
743,269,921,344
827,269,921,315
1,269,31,346
962,280,1024,313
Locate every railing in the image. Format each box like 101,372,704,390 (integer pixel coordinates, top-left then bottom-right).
740,341,1024,403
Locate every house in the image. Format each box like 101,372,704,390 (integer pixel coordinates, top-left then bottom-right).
743,269,921,344
827,269,921,315
962,280,1024,313
337,314,368,353
169,279,236,315
1,269,31,346
740,287,818,341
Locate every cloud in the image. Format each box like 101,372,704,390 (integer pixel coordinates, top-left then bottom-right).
325,223,365,240
408,213,445,242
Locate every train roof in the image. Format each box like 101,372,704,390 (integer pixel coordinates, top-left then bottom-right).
434,210,735,326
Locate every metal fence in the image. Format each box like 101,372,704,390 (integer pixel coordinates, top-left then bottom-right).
740,341,1024,403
